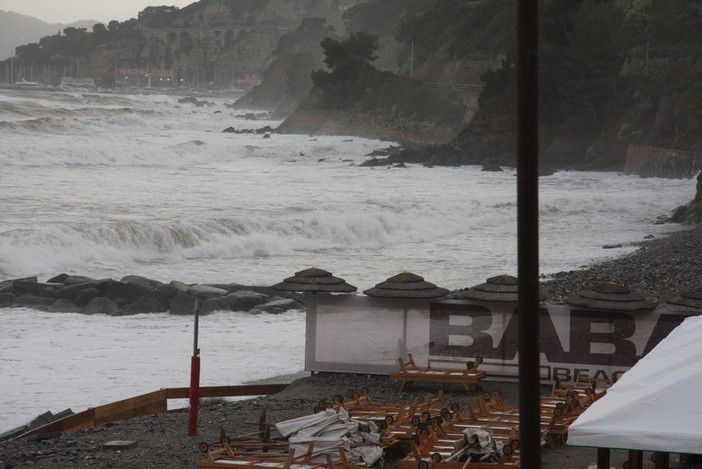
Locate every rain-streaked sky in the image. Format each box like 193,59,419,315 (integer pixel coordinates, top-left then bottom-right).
1,0,196,24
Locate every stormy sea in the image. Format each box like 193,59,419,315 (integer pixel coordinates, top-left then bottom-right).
0,89,695,432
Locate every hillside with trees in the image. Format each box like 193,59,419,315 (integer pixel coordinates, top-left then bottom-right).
276,30,465,144
1,0,701,172
266,0,702,167
0,10,98,61
439,0,702,170
0,0,361,88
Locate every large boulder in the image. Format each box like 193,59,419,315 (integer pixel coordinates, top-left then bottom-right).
169,280,190,293
199,297,233,315
104,280,166,310
199,290,271,314
63,275,101,285
46,273,70,283
0,276,38,294
120,275,163,288
187,284,229,298
13,294,54,308
0,293,14,307
74,287,103,307
49,298,80,313
83,297,119,315
221,290,270,311
117,297,166,315
250,298,301,314
54,280,108,301
10,280,46,296
169,291,199,315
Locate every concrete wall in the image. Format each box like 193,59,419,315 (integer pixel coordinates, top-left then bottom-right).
624,144,701,178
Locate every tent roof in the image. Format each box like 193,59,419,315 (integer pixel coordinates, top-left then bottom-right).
568,314,702,454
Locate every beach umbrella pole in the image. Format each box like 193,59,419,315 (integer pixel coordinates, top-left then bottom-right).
188,299,201,436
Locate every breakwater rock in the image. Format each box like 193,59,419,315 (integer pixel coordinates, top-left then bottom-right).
0,274,305,316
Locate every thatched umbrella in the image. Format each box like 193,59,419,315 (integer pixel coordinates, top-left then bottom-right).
364,272,448,358
272,267,357,293
363,272,449,299
667,288,702,311
566,282,657,312
461,274,546,303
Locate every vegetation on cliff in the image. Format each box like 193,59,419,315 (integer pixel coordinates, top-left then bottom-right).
234,17,337,115
272,0,702,170
277,31,465,144
431,0,702,169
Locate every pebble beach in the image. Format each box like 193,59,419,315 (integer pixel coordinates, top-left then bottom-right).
1,225,700,469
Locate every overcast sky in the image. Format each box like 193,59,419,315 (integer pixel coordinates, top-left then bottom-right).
0,0,196,24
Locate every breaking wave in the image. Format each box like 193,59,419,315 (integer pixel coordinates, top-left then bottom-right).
0,210,466,279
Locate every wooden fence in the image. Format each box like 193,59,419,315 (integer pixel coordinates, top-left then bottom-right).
15,384,288,439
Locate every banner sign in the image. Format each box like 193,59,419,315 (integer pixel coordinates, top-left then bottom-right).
305,295,693,384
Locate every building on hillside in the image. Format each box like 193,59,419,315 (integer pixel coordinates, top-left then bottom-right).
60,77,97,89
115,69,174,88
230,74,262,90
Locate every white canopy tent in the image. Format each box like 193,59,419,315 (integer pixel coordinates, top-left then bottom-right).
568,314,702,454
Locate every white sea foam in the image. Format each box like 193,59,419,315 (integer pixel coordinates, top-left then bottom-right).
0,89,698,432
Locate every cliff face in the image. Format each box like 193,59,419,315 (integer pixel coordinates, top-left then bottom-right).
670,169,702,224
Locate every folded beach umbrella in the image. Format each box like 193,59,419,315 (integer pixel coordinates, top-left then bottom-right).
666,288,702,311
271,267,357,293
566,281,657,311
363,271,448,299
461,273,546,303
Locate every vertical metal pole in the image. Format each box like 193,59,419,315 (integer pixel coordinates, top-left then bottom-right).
188,299,201,436
517,0,541,468
627,450,644,469
597,448,611,469
652,452,669,469
410,41,414,78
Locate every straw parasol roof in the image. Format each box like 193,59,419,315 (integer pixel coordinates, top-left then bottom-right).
363,272,449,299
566,282,657,311
667,288,702,310
271,267,357,293
461,274,546,303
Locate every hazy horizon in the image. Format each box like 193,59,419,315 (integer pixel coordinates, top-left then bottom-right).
0,0,195,24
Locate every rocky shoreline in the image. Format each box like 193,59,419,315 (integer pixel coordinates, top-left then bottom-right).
2,225,700,317
539,225,702,307
0,274,305,317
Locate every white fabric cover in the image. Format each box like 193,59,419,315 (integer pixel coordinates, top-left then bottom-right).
276,408,383,466
568,314,702,453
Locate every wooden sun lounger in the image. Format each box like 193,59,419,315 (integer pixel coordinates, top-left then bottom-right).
322,389,446,441
551,372,611,402
390,354,486,394
396,425,521,469
466,391,580,449
196,442,323,469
